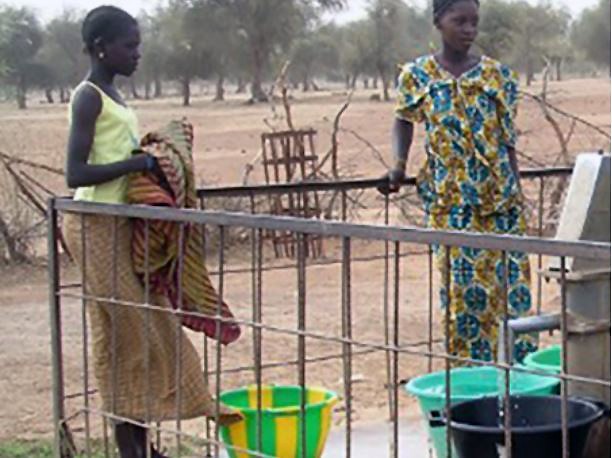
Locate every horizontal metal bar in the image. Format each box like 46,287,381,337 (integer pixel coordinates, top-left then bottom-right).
84,408,276,458
63,338,443,402
54,198,610,260
208,249,426,277
58,291,611,387
196,168,573,198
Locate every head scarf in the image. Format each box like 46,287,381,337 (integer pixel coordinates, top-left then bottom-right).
433,0,480,22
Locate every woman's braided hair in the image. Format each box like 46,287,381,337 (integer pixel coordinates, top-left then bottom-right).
433,0,480,22
81,5,137,54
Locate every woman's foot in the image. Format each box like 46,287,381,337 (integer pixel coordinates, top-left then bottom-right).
115,422,169,458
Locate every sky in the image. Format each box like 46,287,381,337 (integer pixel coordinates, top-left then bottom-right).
6,0,601,22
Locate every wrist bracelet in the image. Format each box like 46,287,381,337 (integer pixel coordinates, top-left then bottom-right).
145,154,156,172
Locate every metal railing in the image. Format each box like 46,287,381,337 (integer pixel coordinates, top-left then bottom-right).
48,167,610,458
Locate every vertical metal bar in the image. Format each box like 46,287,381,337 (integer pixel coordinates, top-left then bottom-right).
144,219,152,458
341,190,347,222
110,217,119,458
251,194,264,454
537,176,544,315
214,226,226,458
428,245,434,374
201,197,212,458
502,251,512,457
444,246,452,458
297,233,307,458
80,215,91,457
560,256,569,458
255,228,264,454
383,195,394,458
341,237,352,458
103,418,110,458
392,241,401,458
48,200,65,458
175,224,186,457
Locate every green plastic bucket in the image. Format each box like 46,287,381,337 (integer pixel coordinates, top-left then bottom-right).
524,345,561,374
405,367,559,458
219,385,338,458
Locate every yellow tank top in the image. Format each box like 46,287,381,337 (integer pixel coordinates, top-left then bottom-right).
70,81,139,204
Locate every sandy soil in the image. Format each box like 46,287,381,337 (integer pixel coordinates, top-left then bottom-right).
0,78,609,445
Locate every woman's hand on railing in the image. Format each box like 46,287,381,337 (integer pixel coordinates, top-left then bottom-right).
377,167,406,195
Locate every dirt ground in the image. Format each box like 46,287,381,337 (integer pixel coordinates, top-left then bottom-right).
0,78,609,445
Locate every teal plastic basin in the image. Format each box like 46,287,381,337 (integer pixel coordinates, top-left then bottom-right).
523,345,561,374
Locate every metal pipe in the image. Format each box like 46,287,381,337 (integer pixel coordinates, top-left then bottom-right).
499,314,561,364
195,168,573,198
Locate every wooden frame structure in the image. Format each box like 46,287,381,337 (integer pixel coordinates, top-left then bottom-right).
261,129,323,258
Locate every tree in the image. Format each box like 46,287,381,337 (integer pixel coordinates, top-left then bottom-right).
571,0,611,72
210,0,346,102
509,2,570,86
158,1,215,106
37,10,85,103
139,10,169,99
289,31,339,91
187,1,248,102
476,0,518,60
367,0,430,101
0,6,43,109
338,20,376,89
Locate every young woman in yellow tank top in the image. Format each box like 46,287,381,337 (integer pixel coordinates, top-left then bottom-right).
63,7,241,458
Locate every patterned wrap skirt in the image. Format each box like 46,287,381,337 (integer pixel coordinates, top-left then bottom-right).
428,204,537,363
63,213,238,422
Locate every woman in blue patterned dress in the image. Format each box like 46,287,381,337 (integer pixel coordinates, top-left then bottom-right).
379,0,536,363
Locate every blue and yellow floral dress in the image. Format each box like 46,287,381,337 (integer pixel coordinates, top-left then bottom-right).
395,54,536,363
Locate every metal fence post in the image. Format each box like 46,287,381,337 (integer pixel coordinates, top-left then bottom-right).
48,198,65,458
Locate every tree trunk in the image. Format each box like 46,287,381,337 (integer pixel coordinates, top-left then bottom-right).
16,76,26,109
154,76,162,98
60,88,69,104
382,79,390,101
45,88,54,104
554,57,562,82
302,74,310,92
378,66,390,101
144,80,151,100
526,58,534,87
350,73,358,89
214,73,225,101
311,80,320,91
345,74,351,89
182,78,191,107
373,76,378,89
130,79,141,99
235,77,246,94
250,47,268,102
0,212,28,264
363,78,369,89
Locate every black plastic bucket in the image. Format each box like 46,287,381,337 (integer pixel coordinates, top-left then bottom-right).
429,396,607,458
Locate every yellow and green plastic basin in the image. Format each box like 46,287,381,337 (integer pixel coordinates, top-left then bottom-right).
220,385,338,458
